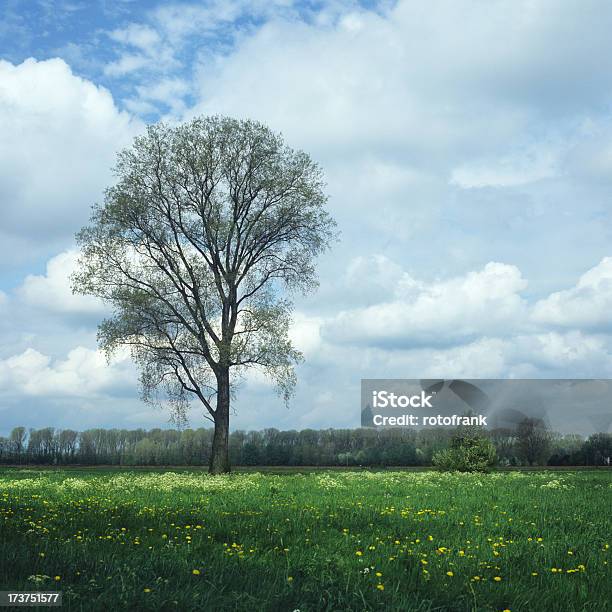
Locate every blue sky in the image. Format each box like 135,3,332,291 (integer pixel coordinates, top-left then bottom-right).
1,0,612,436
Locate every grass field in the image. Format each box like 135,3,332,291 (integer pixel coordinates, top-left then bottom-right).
0,469,610,611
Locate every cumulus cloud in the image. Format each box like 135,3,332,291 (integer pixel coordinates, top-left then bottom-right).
0,57,141,270
190,1,612,158
422,338,508,378
532,258,612,330
517,331,612,372
288,313,323,358
179,0,612,297
17,250,106,318
324,258,528,348
0,346,135,399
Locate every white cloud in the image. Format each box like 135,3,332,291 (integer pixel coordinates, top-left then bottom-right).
103,1,295,80
108,23,161,50
104,53,150,77
532,257,612,330
123,98,159,116
136,78,189,102
519,331,611,370
189,1,612,163
324,259,528,347
0,346,134,398
17,250,106,317
181,0,612,295
450,144,560,188
423,338,507,379
288,313,323,358
105,22,176,78
344,254,412,303
0,58,141,267
133,78,191,115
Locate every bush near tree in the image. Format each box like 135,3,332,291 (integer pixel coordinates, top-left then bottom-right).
433,426,497,472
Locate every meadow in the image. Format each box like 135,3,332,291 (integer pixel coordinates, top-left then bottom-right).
0,468,609,611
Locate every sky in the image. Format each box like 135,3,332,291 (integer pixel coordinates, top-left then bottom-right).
1,0,612,436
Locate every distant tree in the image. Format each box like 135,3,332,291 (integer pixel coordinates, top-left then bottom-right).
37,428,57,462
26,429,42,463
296,429,318,465
241,441,261,465
0,437,8,462
418,428,453,463
58,430,78,462
516,418,551,466
9,427,27,461
489,427,517,465
133,438,157,465
73,116,335,473
582,432,612,466
547,433,584,466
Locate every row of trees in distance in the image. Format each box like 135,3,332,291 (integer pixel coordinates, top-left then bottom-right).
1,424,610,467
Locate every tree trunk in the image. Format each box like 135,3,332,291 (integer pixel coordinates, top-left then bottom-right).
209,368,231,474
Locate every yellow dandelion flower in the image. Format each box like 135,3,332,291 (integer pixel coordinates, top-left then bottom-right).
493,576,502,582
54,576,61,581
192,569,200,575
144,588,151,593
376,584,384,591
446,571,454,577
356,551,363,557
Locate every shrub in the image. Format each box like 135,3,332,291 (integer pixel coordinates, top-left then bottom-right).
433,428,497,472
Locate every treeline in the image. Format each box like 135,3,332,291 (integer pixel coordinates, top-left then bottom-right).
0,425,610,467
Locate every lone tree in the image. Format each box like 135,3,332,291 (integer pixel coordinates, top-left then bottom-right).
72,116,336,473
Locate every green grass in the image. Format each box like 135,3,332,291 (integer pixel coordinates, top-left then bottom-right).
0,469,610,611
